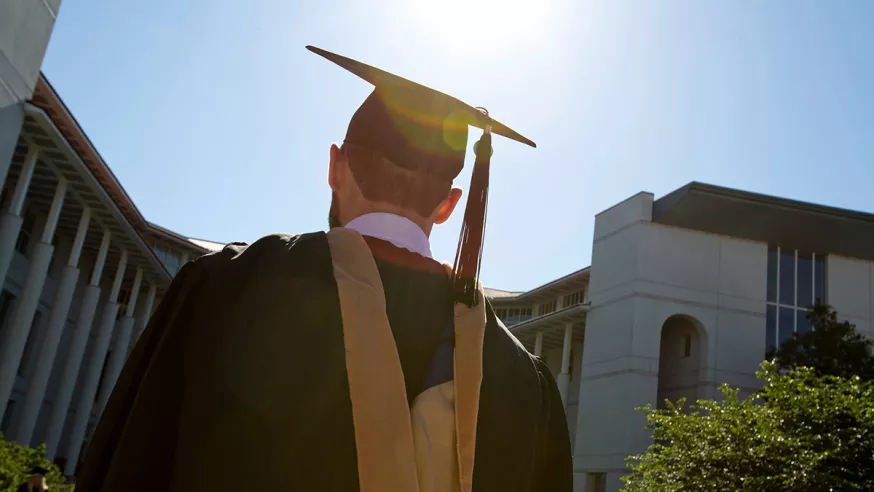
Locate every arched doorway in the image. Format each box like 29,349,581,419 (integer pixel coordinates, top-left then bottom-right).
657,315,705,410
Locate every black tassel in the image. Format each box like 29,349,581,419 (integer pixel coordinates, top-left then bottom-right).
452,131,492,307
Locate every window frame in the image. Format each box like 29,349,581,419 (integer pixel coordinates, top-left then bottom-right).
766,246,826,353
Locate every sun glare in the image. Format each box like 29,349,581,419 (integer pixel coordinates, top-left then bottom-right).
405,0,551,55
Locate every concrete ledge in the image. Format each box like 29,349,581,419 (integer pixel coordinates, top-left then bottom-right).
594,192,653,242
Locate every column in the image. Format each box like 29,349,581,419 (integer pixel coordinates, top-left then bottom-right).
534,332,544,358
44,229,111,459
557,323,573,406
95,268,142,417
129,284,156,354
13,207,90,445
0,177,66,427
0,147,37,285
64,249,127,475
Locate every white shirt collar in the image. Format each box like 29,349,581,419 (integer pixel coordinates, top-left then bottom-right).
344,213,433,259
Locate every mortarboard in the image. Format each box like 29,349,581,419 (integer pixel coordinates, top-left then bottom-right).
30,466,48,476
307,46,536,306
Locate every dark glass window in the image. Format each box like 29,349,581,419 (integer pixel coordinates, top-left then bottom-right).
779,307,795,346
797,252,813,308
814,256,826,303
766,305,777,353
767,247,826,354
797,310,811,335
779,250,795,305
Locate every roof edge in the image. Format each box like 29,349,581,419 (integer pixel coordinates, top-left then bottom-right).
488,266,590,302
33,74,151,233
147,222,210,253
674,181,874,225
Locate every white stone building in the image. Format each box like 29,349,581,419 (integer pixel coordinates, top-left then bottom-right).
0,9,224,471
0,74,223,473
491,183,874,492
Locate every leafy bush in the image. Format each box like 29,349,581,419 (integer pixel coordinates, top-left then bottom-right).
0,434,73,492
623,362,874,492
769,303,874,381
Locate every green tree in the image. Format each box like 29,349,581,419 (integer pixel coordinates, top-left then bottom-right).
0,434,73,492
769,303,874,380
622,362,874,492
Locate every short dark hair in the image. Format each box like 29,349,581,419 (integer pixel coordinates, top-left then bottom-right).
344,144,452,218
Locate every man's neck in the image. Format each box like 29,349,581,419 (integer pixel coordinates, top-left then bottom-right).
344,212,433,259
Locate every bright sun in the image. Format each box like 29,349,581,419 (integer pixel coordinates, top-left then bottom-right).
405,0,551,55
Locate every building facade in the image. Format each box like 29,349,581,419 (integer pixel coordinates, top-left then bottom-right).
0,73,222,475
0,4,228,474
0,0,61,201
490,183,874,492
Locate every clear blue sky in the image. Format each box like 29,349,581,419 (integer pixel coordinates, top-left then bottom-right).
41,0,874,291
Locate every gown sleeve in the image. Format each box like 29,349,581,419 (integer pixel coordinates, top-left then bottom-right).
531,357,574,491
74,248,225,491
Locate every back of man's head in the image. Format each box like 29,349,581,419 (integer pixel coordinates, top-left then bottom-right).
344,143,452,218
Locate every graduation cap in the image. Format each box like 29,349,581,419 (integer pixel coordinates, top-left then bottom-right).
30,466,48,476
308,45,535,306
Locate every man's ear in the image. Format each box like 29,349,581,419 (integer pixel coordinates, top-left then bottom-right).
328,143,344,191
434,188,463,225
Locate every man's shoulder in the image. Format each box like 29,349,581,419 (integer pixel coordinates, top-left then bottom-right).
482,301,541,371
188,232,332,279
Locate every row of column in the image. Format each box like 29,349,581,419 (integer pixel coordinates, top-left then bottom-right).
532,323,575,406
0,147,157,475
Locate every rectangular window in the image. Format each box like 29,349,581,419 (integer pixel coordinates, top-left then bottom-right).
797,309,811,335
778,307,795,346
562,290,586,308
153,246,167,263
538,299,557,316
683,335,692,358
766,247,826,353
503,307,533,326
814,255,826,303
797,252,813,309
779,250,795,305
166,252,181,276
154,245,181,276
766,305,777,353
587,473,607,492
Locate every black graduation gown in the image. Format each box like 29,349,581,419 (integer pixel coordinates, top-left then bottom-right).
74,232,572,491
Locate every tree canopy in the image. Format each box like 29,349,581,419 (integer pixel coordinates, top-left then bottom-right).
623,362,874,492
768,303,874,380
0,434,73,492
